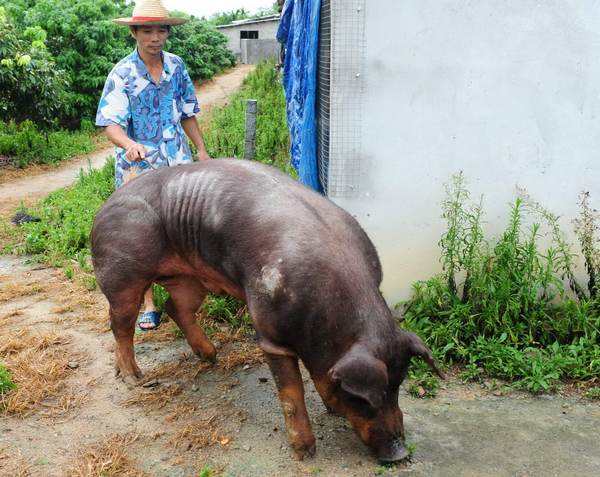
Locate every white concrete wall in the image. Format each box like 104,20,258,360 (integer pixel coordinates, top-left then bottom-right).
330,0,600,303
218,20,280,58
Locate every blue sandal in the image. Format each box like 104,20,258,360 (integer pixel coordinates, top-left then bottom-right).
138,311,161,331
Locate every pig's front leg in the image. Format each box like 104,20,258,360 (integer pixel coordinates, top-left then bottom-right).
264,353,316,460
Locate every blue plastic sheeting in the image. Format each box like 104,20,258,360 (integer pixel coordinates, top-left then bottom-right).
277,0,323,192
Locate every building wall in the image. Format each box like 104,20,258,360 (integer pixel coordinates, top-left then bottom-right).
241,39,280,64
328,0,600,303
218,20,280,59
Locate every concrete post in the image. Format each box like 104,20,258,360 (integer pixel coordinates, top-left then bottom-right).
244,99,258,160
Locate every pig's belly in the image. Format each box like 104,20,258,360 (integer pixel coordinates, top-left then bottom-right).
155,253,245,301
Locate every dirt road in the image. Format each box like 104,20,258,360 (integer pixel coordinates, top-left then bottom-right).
0,253,598,476
0,64,255,215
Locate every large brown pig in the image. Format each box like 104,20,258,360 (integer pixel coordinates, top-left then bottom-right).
91,159,443,462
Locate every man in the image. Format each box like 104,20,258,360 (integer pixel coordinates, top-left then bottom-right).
96,0,210,331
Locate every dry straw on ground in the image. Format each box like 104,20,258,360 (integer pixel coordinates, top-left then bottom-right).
0,329,86,417
0,446,32,477
65,433,148,477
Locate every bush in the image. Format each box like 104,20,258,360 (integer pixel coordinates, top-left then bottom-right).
0,1,237,127
13,0,133,125
0,119,96,167
167,15,236,80
399,174,600,393
0,6,69,128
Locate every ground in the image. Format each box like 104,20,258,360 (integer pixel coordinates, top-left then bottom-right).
0,65,599,477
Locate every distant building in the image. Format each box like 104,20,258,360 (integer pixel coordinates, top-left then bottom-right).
216,14,281,64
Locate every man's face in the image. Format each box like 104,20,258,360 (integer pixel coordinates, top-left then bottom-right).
131,25,170,56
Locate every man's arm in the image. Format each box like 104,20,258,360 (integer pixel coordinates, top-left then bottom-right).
182,117,210,161
105,124,146,162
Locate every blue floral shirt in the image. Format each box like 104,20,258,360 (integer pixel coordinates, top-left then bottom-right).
96,49,200,187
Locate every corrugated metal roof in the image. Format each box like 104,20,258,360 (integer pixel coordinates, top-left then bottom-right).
216,14,281,29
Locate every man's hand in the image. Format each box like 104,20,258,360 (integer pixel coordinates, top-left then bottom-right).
125,142,146,162
196,151,211,161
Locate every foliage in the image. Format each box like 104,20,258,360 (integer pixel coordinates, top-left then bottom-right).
0,0,236,127
585,386,600,400
0,119,95,167
208,8,250,26
399,174,600,393
167,14,235,80
0,6,69,129
407,361,440,398
0,363,16,396
204,61,293,175
10,0,133,125
198,466,214,477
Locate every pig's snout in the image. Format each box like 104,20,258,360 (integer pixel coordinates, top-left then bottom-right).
376,438,409,463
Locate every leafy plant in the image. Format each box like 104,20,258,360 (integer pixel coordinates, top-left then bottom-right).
0,6,69,129
399,174,600,393
0,363,16,395
584,387,600,400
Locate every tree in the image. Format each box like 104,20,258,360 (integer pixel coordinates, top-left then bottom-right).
0,6,68,130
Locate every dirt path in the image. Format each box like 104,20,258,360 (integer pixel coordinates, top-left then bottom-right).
0,254,598,477
0,64,255,215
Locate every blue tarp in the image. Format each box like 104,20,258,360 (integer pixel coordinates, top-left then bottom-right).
277,0,322,192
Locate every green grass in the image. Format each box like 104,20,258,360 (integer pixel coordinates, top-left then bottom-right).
0,119,97,168
203,61,294,176
584,387,600,400
0,363,16,396
197,466,213,477
399,174,600,394
7,159,115,265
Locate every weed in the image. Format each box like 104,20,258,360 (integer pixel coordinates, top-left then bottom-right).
203,61,293,175
0,363,15,396
407,361,439,398
400,174,600,393
0,120,96,168
198,467,213,477
584,386,600,400
405,441,417,458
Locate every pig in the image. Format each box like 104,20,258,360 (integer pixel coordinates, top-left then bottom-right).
90,159,443,462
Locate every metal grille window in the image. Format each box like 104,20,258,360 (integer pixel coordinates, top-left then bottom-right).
240,31,259,39
317,0,366,197
317,0,332,194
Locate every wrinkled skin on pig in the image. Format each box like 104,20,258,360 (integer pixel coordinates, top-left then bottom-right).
91,159,443,462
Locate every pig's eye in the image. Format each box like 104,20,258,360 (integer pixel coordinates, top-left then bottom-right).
344,393,379,417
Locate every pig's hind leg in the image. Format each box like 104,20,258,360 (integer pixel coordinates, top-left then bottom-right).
163,278,217,362
107,284,148,385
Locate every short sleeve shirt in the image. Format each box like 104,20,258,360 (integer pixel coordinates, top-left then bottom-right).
96,49,200,187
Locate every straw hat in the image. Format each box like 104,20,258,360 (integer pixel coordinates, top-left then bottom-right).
114,0,188,26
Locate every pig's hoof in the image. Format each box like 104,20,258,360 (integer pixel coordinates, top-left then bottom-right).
292,441,317,461
194,345,217,363
114,362,143,386
122,374,142,387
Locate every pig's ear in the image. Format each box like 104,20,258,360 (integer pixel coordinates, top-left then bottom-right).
402,331,445,379
328,347,389,409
